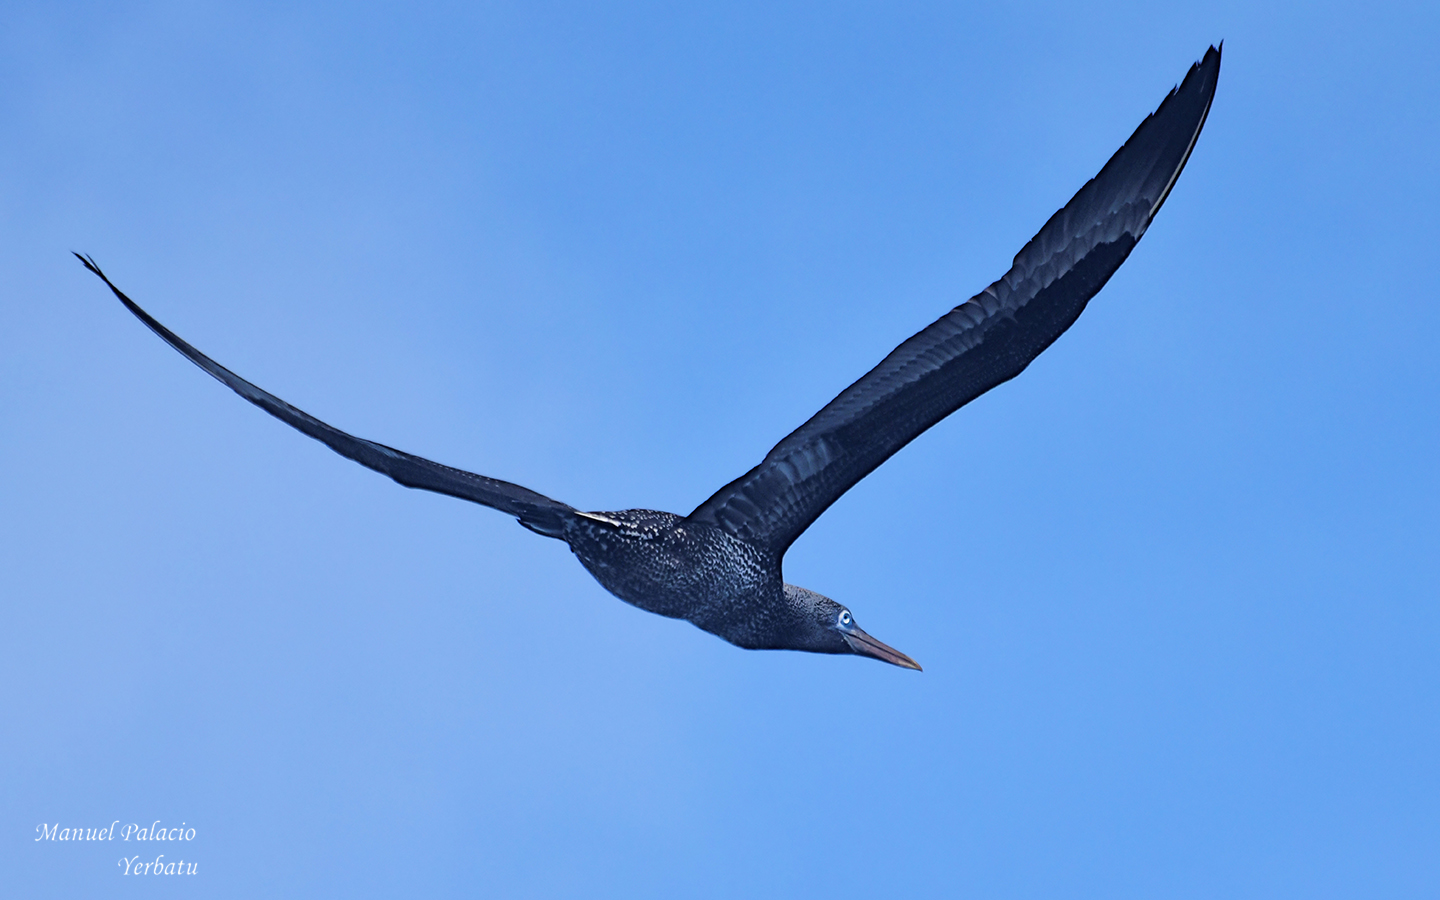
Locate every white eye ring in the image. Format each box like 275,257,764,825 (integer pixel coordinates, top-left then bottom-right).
839,611,852,626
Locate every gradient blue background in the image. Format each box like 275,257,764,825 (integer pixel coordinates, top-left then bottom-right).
4,2,1438,896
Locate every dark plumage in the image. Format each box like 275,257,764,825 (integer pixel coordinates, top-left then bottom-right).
79,46,1220,670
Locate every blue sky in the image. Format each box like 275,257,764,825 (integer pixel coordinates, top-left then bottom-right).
3,2,1438,897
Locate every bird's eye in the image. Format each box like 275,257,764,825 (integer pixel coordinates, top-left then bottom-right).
839,610,852,627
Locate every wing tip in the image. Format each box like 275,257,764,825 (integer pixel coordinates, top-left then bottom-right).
74,251,105,280
1144,43,1222,222
74,251,138,310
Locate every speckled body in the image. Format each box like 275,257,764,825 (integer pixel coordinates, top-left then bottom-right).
562,509,824,651
86,48,1216,673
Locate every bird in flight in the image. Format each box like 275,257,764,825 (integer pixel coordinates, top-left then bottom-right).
80,46,1220,671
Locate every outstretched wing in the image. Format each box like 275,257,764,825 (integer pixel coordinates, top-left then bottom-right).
690,45,1221,554
79,254,576,538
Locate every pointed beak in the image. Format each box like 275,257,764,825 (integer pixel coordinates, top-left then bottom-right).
842,626,922,671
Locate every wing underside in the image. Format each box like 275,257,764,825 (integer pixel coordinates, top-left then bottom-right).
79,255,576,538
689,45,1221,554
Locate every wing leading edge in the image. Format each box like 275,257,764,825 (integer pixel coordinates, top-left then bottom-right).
77,254,576,538
689,45,1221,554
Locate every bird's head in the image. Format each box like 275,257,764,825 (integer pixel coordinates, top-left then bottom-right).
784,584,921,670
